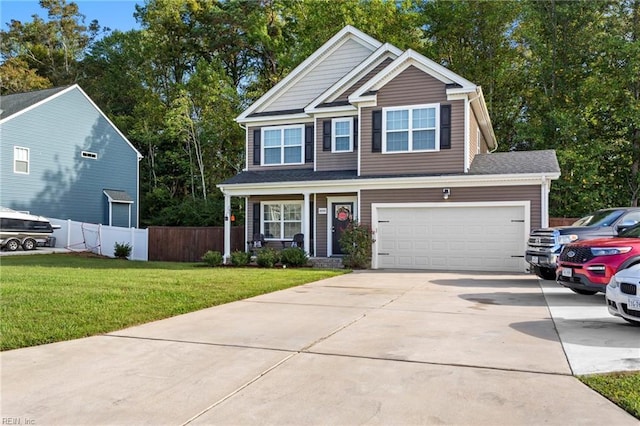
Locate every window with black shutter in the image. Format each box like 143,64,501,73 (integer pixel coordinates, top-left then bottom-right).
372,110,382,152
440,104,451,150
323,120,331,151
253,129,261,165
305,125,314,162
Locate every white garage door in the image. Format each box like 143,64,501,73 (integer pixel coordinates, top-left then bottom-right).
374,203,528,272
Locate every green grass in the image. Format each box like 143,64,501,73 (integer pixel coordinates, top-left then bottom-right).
0,253,346,351
579,372,640,419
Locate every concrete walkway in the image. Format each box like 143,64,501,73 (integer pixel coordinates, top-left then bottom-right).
1,271,637,425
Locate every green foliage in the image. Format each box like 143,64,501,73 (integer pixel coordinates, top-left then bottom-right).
113,242,132,259
230,250,252,267
201,250,223,267
580,372,640,419
280,247,309,267
339,222,374,269
256,247,281,268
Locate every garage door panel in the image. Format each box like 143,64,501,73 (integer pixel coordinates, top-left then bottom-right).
375,205,526,272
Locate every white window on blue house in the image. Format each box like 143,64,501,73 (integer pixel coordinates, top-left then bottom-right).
332,117,353,152
13,147,29,174
262,202,302,240
262,125,304,165
383,104,439,153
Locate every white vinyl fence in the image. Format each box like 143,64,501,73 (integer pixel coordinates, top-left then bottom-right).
50,218,148,261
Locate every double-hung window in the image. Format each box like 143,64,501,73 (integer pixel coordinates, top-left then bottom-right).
262,125,304,165
262,202,302,240
332,117,353,152
383,104,439,153
14,147,29,174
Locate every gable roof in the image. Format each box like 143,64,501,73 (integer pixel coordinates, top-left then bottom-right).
0,84,142,159
0,86,71,120
237,25,382,122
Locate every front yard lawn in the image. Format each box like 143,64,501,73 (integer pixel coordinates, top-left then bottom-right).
0,253,346,351
579,372,640,419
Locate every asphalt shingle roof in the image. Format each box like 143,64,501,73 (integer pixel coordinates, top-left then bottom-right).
469,150,560,175
0,86,71,120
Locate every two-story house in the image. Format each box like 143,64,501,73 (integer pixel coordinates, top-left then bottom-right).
218,26,560,272
0,84,142,227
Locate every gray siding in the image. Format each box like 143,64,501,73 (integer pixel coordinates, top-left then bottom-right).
265,38,375,113
360,185,542,231
360,65,466,176
0,88,139,226
247,125,314,172
315,117,358,172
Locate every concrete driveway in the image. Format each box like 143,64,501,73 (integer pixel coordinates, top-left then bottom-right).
1,271,637,425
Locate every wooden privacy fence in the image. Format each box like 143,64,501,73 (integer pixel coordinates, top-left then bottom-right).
549,217,579,227
148,226,245,262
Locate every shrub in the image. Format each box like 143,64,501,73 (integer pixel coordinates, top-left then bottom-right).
339,222,375,269
256,247,280,268
230,250,252,266
202,250,223,267
280,247,309,267
114,242,132,259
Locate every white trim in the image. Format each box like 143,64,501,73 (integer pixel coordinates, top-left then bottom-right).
464,98,470,172
370,201,530,270
218,172,561,197
238,113,312,126
326,196,357,257
261,200,304,240
305,44,402,112
349,50,476,103
357,108,362,177
261,124,305,166
13,146,29,174
237,26,381,122
382,103,439,153
332,117,354,153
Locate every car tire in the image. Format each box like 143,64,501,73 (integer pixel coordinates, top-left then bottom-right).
22,238,37,251
4,239,20,251
570,288,598,296
533,266,557,280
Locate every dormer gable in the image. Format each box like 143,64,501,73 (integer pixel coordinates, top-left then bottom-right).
237,26,381,123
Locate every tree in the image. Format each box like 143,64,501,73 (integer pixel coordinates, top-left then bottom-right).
0,0,100,93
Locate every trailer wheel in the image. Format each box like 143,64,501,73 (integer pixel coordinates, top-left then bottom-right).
4,239,20,251
22,238,37,251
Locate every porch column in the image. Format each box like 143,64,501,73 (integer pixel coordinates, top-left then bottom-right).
303,192,311,255
223,193,231,264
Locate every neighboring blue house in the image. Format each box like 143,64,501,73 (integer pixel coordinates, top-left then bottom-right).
0,85,142,227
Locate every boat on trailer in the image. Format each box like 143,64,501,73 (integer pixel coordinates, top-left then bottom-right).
0,207,59,251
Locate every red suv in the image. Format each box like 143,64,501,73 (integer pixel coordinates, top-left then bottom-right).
556,224,640,295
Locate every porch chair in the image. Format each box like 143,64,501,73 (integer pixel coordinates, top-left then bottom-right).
248,233,265,254
291,233,304,248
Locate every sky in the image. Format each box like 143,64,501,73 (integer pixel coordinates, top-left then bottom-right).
0,0,142,33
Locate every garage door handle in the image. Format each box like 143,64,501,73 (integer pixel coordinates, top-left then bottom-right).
511,255,525,258
378,220,390,223
511,220,525,222
378,252,390,256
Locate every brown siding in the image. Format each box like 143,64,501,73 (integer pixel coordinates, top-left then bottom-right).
336,57,395,102
360,185,542,231
148,226,245,262
360,66,466,176
315,117,358,172
247,125,314,172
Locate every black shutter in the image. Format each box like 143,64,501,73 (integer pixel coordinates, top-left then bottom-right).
323,120,331,151
253,129,261,164
440,104,451,150
305,125,314,163
372,110,382,152
353,117,358,149
252,203,260,237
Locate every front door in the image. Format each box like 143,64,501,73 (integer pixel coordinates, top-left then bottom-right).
331,202,353,255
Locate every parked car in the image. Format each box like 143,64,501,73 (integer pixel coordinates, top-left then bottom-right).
526,207,640,280
556,223,640,295
606,264,640,325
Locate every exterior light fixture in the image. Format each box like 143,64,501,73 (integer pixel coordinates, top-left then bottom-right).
442,188,451,200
